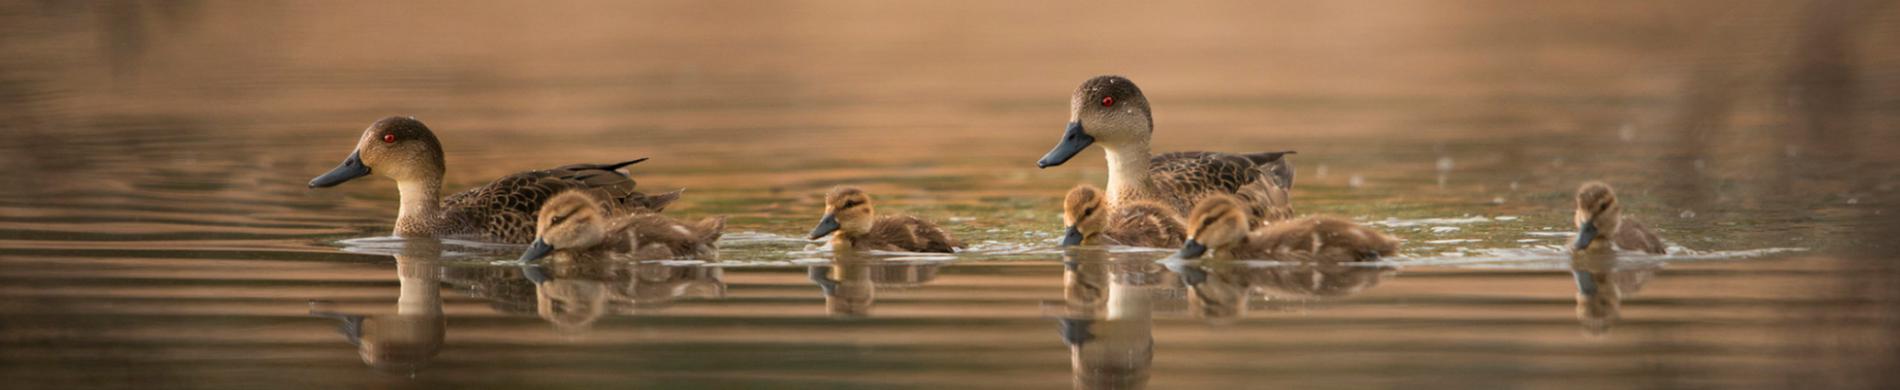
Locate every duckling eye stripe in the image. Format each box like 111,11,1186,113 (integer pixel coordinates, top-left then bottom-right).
839,200,863,209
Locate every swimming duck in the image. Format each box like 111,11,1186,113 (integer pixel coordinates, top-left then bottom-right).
516,191,726,263
1170,195,1400,261
807,186,962,253
308,116,680,244
1061,185,1188,248
1572,181,1666,254
1036,75,1296,224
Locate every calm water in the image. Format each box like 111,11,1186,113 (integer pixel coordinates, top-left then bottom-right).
3,1,1899,388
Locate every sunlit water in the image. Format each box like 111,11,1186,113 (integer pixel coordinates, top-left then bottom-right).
3,1,1899,389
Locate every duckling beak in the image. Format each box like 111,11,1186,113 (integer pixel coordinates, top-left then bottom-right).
1171,239,1208,260
808,214,841,240
1060,225,1084,246
309,150,371,188
1572,220,1599,251
517,238,555,263
1036,122,1094,168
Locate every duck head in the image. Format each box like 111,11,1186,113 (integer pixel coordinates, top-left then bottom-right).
1037,75,1154,168
309,116,447,188
1171,195,1251,260
1061,185,1110,246
810,186,875,240
519,191,611,263
1572,181,1624,252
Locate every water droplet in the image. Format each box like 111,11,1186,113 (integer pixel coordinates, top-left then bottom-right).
1617,124,1636,142
1693,159,1707,171
1847,197,1859,205
1784,145,1801,158
1436,157,1455,172
1679,210,1696,219
1315,164,1329,178
1489,196,1506,205
1348,175,1365,188
1509,181,1520,191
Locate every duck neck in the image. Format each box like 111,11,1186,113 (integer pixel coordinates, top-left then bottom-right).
395,179,445,237
1102,141,1154,205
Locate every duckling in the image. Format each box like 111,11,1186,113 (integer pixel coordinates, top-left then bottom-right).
1169,195,1400,261
516,191,725,263
309,116,681,244
1036,75,1296,224
1062,185,1188,248
807,186,961,253
1572,181,1667,254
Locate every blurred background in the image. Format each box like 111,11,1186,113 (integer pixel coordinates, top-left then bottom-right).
1,0,1898,388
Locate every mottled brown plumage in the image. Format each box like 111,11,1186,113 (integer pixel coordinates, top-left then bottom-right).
530,191,724,261
1062,185,1187,248
1036,75,1295,224
308,116,679,244
1177,195,1400,261
1572,181,1666,254
809,187,962,253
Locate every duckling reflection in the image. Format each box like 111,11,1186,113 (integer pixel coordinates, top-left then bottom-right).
521,258,728,331
808,253,943,317
1570,253,1660,336
1058,250,1157,390
1172,260,1398,321
309,239,446,375
1062,249,1181,316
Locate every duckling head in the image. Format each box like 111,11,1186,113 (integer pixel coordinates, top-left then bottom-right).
310,116,447,188
1061,185,1110,246
810,187,875,240
1172,195,1252,260
519,191,611,263
1572,181,1624,251
1037,75,1154,168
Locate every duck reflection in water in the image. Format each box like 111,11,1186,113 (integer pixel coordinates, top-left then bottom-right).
1057,250,1162,390
808,252,944,317
1570,252,1660,336
520,258,726,332
308,239,446,375
1171,260,1397,321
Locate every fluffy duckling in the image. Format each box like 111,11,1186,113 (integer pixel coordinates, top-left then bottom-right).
1036,75,1296,224
517,191,725,263
1572,181,1666,254
1062,185,1188,248
807,187,961,253
1170,195,1400,261
309,116,680,244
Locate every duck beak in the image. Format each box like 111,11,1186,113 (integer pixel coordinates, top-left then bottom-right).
1171,239,1208,260
309,150,371,188
1572,219,1599,251
1059,225,1084,246
517,238,555,263
1036,122,1094,168
808,214,841,240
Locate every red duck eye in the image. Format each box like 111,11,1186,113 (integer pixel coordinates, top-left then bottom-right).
382,134,397,143
1101,96,1115,107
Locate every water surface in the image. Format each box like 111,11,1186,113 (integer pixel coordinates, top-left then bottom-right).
3,1,1899,388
